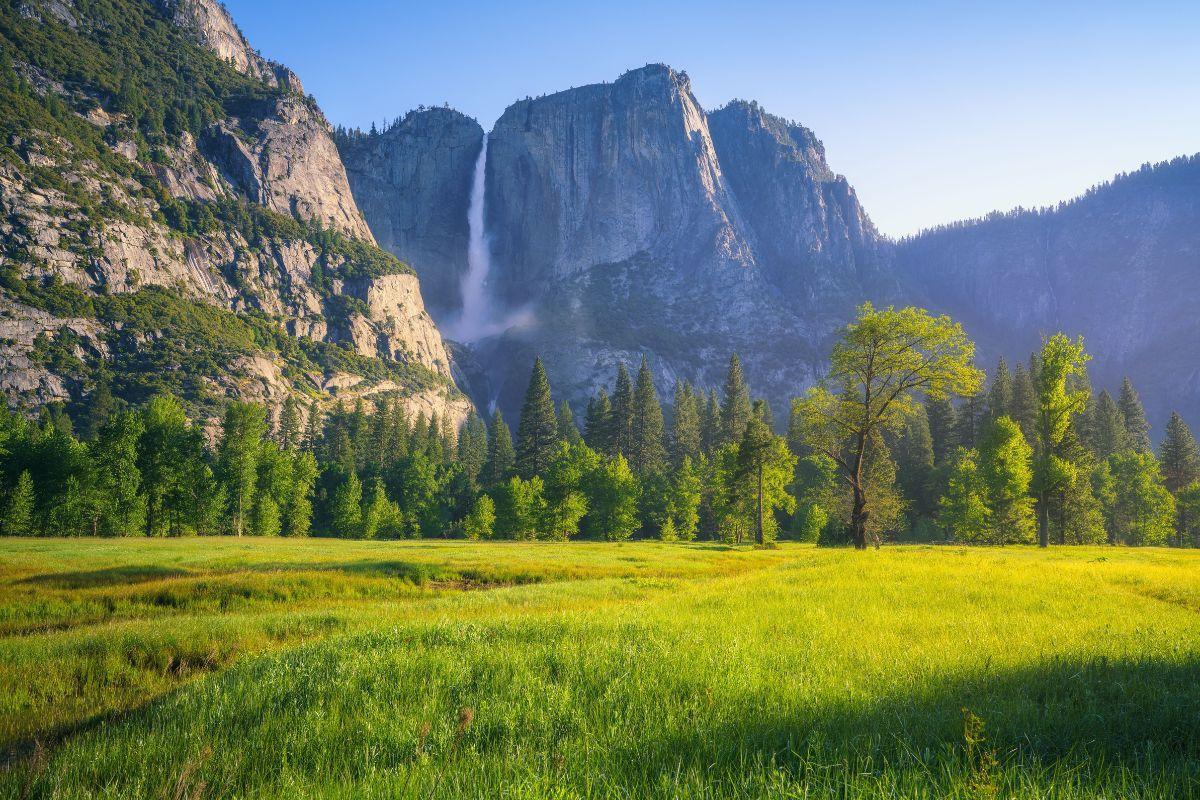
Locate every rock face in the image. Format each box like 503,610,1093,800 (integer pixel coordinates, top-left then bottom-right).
336,109,483,316
894,155,1200,429
0,0,469,427
343,65,891,417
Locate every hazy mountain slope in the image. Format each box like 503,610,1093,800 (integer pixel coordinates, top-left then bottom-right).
894,155,1200,427
0,0,468,424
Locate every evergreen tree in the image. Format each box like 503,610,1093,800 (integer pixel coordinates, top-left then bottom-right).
1009,362,1038,442
303,399,322,452
1174,482,1200,547
82,369,118,441
1159,412,1200,495
669,381,701,467
925,395,958,465
4,470,36,536
331,472,363,538
1118,377,1152,452
629,356,666,474
720,354,752,446
701,390,723,455
556,401,582,446
456,411,489,485
894,407,937,522
955,393,986,451
735,416,798,545
610,363,635,458
987,358,1012,421
584,389,613,455
1089,390,1128,459
483,409,515,487
278,397,302,451
515,358,558,479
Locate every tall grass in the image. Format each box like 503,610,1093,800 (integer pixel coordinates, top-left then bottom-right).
1,539,1198,798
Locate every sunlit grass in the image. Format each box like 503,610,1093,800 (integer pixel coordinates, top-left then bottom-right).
1,539,1198,798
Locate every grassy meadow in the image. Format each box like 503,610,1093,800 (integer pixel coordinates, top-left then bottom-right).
0,538,1198,798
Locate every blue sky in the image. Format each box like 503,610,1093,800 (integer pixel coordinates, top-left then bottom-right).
224,0,1200,237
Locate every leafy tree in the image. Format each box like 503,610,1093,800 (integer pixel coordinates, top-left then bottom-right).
794,304,983,549
977,416,1036,543
4,470,36,536
493,476,545,540
1118,377,1152,453
541,442,598,540
721,354,752,446
283,451,317,537
792,454,838,542
665,456,702,541
1105,451,1175,545
250,494,281,537
1159,412,1200,494
629,356,666,474
1032,335,1091,547
939,449,990,542
462,493,495,540
362,477,403,539
138,394,207,537
585,455,639,541
669,380,701,467
482,409,515,487
216,402,268,536
91,411,146,536
516,358,558,479
331,471,363,538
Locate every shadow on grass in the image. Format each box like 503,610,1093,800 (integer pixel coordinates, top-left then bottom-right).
18,565,192,589
618,655,1200,791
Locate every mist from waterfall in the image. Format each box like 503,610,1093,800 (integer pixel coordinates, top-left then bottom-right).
447,135,532,343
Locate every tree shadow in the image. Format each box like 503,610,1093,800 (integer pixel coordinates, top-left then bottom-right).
17,564,192,589
615,655,1200,791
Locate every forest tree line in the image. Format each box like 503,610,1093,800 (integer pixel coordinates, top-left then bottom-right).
1,305,1198,548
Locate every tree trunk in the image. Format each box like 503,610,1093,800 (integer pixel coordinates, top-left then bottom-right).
851,485,868,550
756,466,764,546
1037,493,1049,548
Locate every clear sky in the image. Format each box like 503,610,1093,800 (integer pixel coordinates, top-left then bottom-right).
224,0,1200,237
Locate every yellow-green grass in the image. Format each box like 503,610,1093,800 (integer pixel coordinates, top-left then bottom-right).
1,539,1198,798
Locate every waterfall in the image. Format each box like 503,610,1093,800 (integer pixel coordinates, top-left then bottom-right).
447,134,533,343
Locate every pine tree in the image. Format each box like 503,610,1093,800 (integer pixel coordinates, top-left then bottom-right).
556,401,582,445
629,356,666,474
669,381,701,467
331,472,363,538
483,409,515,487
1089,390,1127,459
721,354,752,446
1009,362,1038,442
925,395,958,465
610,363,635,458
753,399,775,431
955,393,986,451
4,470,36,536
584,389,613,455
1118,377,1152,452
278,397,301,450
735,416,797,545
988,358,1012,421
894,407,937,521
516,358,558,479
83,369,118,441
1159,411,1200,494
456,411,489,484
303,399,322,452
701,390,722,455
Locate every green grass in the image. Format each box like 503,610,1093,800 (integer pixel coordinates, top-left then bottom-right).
1,539,1198,798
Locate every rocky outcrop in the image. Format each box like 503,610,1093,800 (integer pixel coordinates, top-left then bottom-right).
336,109,483,316
0,0,468,426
